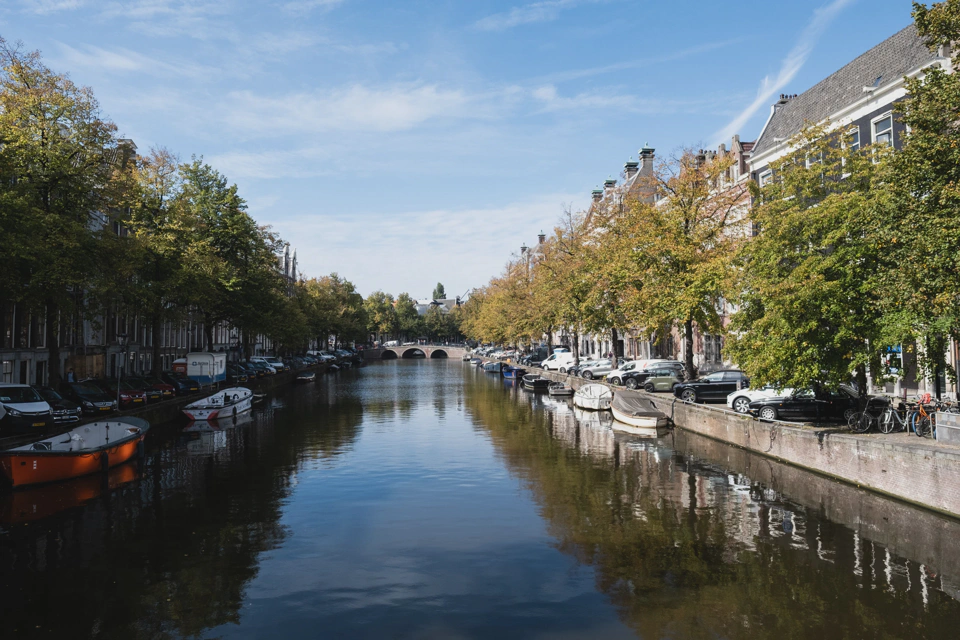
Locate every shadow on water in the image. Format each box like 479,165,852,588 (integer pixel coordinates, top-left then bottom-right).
0,380,364,639
462,366,960,639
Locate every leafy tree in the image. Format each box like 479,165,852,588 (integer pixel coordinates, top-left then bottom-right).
432,282,446,300
0,38,122,385
364,291,397,343
726,124,885,393
872,0,960,394
395,292,423,341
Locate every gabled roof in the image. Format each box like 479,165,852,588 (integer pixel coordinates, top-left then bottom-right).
752,24,937,157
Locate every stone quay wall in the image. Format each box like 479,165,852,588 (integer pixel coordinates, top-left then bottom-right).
536,368,960,519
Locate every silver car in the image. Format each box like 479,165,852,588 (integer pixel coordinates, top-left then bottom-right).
579,359,615,380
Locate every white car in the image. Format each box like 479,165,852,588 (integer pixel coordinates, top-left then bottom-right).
727,386,793,414
0,383,54,431
605,360,646,385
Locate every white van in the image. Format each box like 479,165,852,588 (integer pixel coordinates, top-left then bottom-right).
382,340,400,347
541,352,577,373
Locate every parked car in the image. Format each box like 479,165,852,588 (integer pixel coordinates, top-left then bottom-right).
727,386,794,414
0,383,54,433
250,356,285,372
605,360,646,385
33,385,83,424
139,376,177,399
91,379,148,409
226,363,249,384
541,352,578,373
161,371,201,394
235,362,260,379
579,359,616,380
622,361,686,388
747,386,876,422
60,381,118,414
246,360,276,376
673,370,750,403
638,368,683,392
125,376,164,403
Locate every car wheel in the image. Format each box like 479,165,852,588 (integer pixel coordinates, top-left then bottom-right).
759,406,778,421
732,396,751,414
609,377,621,386
644,383,655,393
559,367,566,374
843,408,857,422
681,389,697,403
582,371,593,380
625,378,639,390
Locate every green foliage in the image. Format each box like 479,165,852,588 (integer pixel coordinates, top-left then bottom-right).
365,291,397,340
432,282,446,300
726,125,885,390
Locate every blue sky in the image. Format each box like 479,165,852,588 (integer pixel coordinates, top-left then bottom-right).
3,0,915,298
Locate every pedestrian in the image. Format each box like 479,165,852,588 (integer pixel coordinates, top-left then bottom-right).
66,368,75,382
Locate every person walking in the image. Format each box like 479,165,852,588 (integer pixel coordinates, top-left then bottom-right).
66,368,76,382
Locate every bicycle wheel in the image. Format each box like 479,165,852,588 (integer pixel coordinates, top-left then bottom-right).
848,412,864,432
879,409,898,434
852,412,874,433
916,416,931,438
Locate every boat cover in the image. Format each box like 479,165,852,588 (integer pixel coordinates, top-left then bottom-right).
611,391,667,419
575,384,613,401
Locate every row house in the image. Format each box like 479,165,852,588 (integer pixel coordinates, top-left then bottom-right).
746,24,953,397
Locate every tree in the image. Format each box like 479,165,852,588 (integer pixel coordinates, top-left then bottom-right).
596,151,749,375
725,124,885,393
395,292,422,341
432,282,446,300
0,38,122,386
364,291,397,343
872,0,960,395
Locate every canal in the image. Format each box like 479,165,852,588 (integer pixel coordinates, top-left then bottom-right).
3,359,960,638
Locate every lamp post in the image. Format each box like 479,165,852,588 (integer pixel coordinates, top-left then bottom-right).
117,333,128,410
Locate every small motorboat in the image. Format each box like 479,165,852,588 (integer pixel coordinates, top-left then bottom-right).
296,371,316,383
471,357,483,365
611,391,669,433
522,374,550,391
327,364,340,372
182,387,253,421
0,418,149,488
574,384,613,411
483,361,503,374
462,353,474,361
502,366,526,380
252,393,268,405
548,382,574,397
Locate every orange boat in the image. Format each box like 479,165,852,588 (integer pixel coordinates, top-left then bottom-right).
0,418,149,488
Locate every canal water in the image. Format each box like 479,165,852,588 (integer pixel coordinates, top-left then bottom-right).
3,360,960,638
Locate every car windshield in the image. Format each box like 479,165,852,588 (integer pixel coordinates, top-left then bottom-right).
73,383,104,397
0,386,43,403
36,387,63,402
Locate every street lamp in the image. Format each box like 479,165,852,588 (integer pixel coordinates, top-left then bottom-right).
117,333,128,410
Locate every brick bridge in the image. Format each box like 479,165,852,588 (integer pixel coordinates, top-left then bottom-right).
363,346,468,360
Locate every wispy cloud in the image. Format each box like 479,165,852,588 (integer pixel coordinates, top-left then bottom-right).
281,0,345,15
712,0,856,146
55,42,211,78
475,0,601,31
19,0,85,13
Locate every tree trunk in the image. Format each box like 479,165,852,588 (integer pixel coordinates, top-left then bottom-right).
855,362,869,406
46,301,62,387
611,327,619,362
203,315,214,352
572,328,580,367
546,325,553,355
684,318,695,379
151,313,163,376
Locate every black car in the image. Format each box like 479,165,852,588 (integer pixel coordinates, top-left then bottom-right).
226,363,249,384
33,385,83,424
673,370,750,403
161,371,201,394
60,381,118,415
748,387,880,423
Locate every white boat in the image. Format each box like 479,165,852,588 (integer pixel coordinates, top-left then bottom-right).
182,387,253,421
548,382,574,397
610,391,669,432
573,384,612,411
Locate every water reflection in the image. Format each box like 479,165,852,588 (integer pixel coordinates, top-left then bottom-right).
1,361,959,638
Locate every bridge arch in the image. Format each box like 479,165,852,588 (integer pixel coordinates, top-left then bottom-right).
381,350,398,360
429,350,448,359
401,348,426,359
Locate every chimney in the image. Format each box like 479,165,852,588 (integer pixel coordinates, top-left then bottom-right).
639,143,655,178
604,177,617,190
591,187,603,202
537,230,546,245
624,157,639,179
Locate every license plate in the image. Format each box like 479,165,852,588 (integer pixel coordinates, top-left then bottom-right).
32,422,44,427
100,407,110,411
134,399,143,403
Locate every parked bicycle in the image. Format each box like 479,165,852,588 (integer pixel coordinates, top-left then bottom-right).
847,396,889,433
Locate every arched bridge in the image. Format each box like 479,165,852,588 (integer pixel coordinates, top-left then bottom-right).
363,346,468,360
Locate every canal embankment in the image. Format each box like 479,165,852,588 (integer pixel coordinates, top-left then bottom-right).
537,368,960,519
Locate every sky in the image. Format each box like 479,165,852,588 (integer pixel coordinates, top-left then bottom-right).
2,0,916,298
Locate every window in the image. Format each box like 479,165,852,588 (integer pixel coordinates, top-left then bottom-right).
1,360,12,383
704,372,725,383
846,126,860,152
873,114,893,147
703,335,723,364
759,170,773,187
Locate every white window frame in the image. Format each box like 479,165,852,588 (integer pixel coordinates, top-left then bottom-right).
872,112,894,148
759,170,773,187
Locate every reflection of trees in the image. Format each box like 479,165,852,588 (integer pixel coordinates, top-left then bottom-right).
0,384,366,639
463,374,960,638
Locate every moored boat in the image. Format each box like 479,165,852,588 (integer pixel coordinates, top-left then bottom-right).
0,418,149,488
483,361,503,374
610,391,669,433
574,384,613,411
182,387,253,421
547,382,574,396
502,366,526,380
521,374,550,391
296,371,316,383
